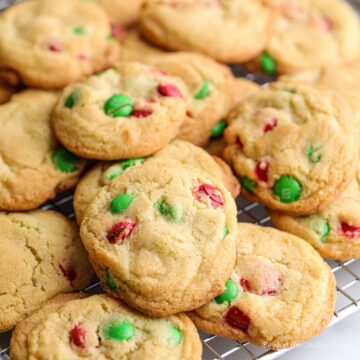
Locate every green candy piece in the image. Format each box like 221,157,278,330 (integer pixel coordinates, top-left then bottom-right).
194,80,210,100
215,279,238,304
211,120,227,138
65,91,79,108
273,176,302,203
223,225,229,238
241,177,257,193
73,26,84,35
110,158,145,181
260,53,276,75
110,194,133,213
167,325,182,345
307,145,322,164
314,221,330,243
282,89,296,94
104,94,133,117
52,148,79,172
106,35,116,41
155,199,183,223
106,268,117,291
105,320,134,341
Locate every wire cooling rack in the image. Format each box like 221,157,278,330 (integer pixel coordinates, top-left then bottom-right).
1,0,360,359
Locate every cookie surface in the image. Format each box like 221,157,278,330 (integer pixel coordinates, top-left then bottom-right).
98,0,145,27
0,89,86,211
269,169,360,260
0,0,119,89
53,61,188,160
80,160,237,316
74,140,240,224
189,223,336,349
140,0,276,63
224,81,358,215
280,64,360,122
256,0,360,75
13,294,201,360
0,210,93,332
10,293,89,360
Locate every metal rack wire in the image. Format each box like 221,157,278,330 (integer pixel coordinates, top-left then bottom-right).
1,0,360,359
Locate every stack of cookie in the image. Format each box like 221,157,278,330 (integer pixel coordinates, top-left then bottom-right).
2,0,357,358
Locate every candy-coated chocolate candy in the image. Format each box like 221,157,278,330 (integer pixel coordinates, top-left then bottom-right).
260,53,276,75
215,279,238,304
47,40,61,52
69,325,86,349
104,94,133,117
157,84,183,98
110,194,133,213
340,222,360,239
223,307,250,333
65,91,79,108
194,80,210,99
73,26,84,35
307,145,322,164
106,220,136,244
106,268,118,291
59,263,77,284
241,177,257,193
105,320,134,341
273,176,301,203
155,199,183,223
223,225,229,238
131,109,153,118
111,24,123,37
255,160,269,183
263,118,277,133
167,325,182,344
52,148,79,172
103,158,145,183
211,120,227,138
194,184,224,208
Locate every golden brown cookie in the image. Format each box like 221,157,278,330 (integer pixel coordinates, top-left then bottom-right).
224,81,358,215
12,294,202,360
80,160,237,316
0,89,87,211
140,0,276,63
0,0,119,89
0,210,93,332
189,223,336,349
52,62,188,160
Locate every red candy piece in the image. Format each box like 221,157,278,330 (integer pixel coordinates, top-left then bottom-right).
318,16,333,32
239,278,250,292
254,160,269,183
263,118,277,133
69,325,86,349
340,222,360,239
59,263,77,285
224,307,250,333
111,24,123,38
186,110,193,118
107,219,136,244
194,184,224,209
47,41,62,52
157,84,183,98
131,109,152,118
77,54,87,61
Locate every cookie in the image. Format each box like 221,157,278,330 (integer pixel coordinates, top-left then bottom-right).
74,140,240,224
280,64,360,122
224,81,358,215
10,293,89,360
269,169,360,260
52,61,188,160
189,223,336,349
0,210,93,332
11,294,202,360
80,160,237,316
98,0,145,27
119,29,168,63
230,78,261,110
140,0,276,63
0,79,16,104
0,0,119,89
0,89,87,211
252,0,360,75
